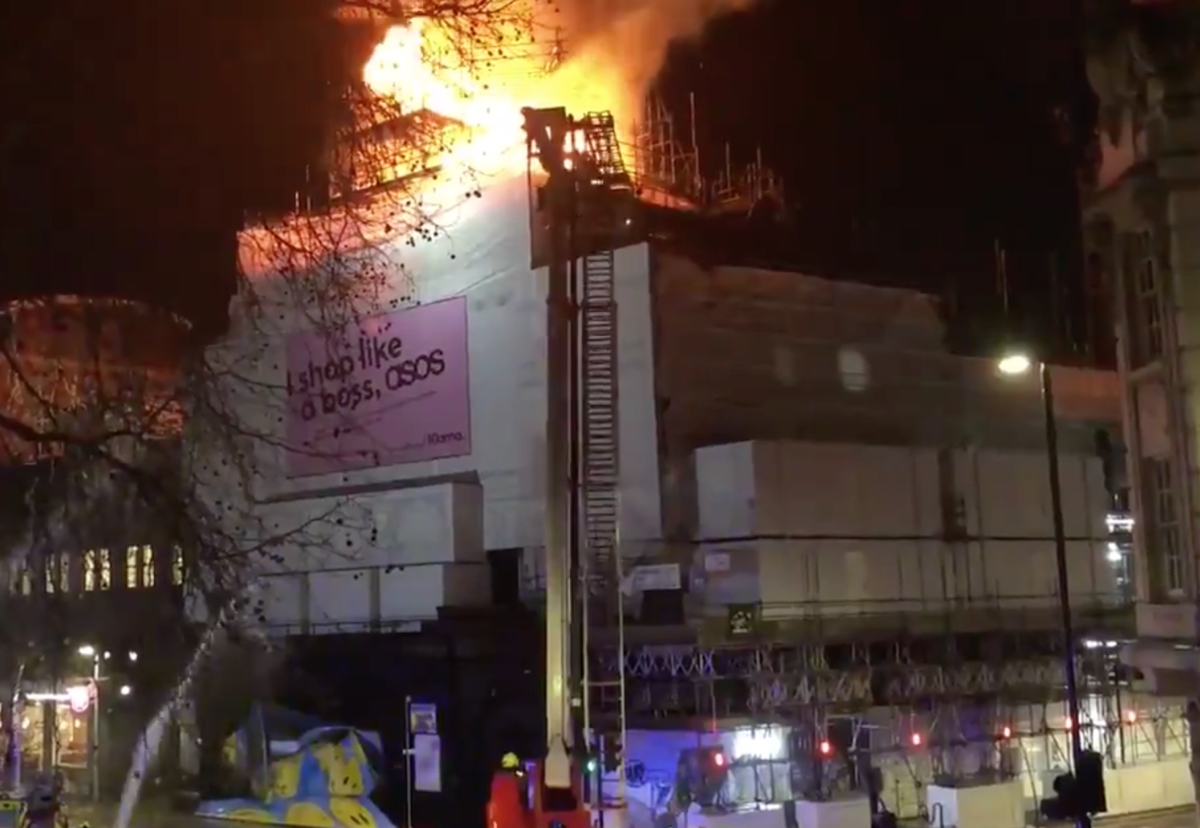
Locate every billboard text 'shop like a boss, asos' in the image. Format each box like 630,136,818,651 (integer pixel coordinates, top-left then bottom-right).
285,297,471,477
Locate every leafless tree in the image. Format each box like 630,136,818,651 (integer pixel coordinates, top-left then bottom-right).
0,0,536,795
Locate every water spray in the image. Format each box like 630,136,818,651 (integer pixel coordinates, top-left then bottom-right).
112,587,263,828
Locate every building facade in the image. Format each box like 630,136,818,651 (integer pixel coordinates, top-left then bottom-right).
1083,3,1200,684
211,176,1128,633
0,296,196,798
190,166,1183,822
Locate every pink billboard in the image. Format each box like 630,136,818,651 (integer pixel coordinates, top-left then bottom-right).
284,297,471,478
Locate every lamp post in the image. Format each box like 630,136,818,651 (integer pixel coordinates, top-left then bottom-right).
78,646,101,803
998,353,1089,828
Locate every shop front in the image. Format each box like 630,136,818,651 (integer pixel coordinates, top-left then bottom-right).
1,681,96,795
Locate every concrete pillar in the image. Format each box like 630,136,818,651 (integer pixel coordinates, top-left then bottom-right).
1187,701,1200,804
41,700,55,774
0,692,13,791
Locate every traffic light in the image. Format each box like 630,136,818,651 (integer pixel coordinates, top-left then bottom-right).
1039,750,1107,821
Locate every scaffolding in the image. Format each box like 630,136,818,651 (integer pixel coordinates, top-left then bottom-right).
629,94,784,216
586,593,1192,820
0,297,185,462
306,4,568,212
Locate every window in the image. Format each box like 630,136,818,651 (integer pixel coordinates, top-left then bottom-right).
171,547,185,586
1147,458,1185,594
98,549,111,590
44,555,66,594
125,545,154,588
42,554,69,594
83,550,96,591
1128,230,1164,365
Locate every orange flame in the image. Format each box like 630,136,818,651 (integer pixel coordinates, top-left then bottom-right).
361,16,627,178
363,20,525,174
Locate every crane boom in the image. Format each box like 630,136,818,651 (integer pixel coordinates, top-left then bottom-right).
523,106,579,792
493,107,629,828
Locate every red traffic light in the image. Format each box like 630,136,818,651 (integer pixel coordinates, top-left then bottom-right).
910,733,922,747
818,740,832,756
712,751,726,767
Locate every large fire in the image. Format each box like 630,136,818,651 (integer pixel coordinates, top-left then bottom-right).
361,15,622,177
241,0,751,277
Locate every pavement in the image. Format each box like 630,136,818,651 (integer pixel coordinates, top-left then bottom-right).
1087,808,1196,828
60,803,1199,828
63,802,216,828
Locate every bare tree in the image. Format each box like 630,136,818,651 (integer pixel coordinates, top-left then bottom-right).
0,0,534,797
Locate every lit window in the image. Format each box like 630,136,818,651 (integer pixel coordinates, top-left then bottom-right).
43,554,69,593
171,547,184,586
83,551,96,592
19,566,31,596
98,549,111,590
142,546,155,588
125,547,139,588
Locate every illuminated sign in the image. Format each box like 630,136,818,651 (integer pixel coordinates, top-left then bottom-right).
67,685,91,713
1106,513,1134,532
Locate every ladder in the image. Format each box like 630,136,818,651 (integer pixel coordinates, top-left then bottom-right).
579,111,633,190
577,110,627,808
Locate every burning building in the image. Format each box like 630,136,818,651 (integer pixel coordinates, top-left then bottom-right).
179,9,1195,828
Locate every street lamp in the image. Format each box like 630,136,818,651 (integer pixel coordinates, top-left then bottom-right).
997,350,1088,828
997,352,1032,376
77,645,102,802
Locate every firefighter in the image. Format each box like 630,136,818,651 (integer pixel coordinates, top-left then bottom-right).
488,753,529,828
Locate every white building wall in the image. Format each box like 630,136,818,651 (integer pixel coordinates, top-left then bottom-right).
199,178,662,629
249,481,489,631
691,440,1117,616
200,181,1123,629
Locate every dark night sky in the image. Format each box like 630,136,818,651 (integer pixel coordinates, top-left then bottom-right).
0,0,1101,359
660,0,1099,361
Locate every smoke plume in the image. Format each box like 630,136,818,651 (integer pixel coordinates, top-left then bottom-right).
537,0,756,127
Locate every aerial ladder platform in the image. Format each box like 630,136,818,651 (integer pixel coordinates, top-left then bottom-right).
486,106,632,828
